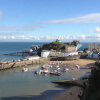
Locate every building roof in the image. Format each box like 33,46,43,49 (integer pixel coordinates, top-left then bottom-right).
23,49,33,50
41,50,50,52
66,45,75,47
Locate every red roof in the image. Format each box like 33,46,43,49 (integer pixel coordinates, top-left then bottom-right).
23,49,32,50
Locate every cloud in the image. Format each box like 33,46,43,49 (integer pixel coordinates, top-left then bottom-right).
0,36,15,39
0,25,41,31
0,32,24,35
40,13,100,24
1,34,100,42
0,10,3,20
95,26,100,33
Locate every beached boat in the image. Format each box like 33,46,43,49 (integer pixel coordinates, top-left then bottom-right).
50,71,61,76
34,69,43,74
72,68,75,70
22,67,28,72
43,69,49,74
41,66,47,70
50,72,56,75
55,65,59,68
76,65,80,69
63,68,69,72
90,66,95,69
55,72,61,76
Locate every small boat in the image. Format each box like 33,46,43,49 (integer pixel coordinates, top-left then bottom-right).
50,72,61,76
52,62,56,65
76,65,80,69
55,65,59,68
41,66,47,70
50,72,56,75
48,65,52,68
90,66,95,69
55,72,61,76
57,67,60,71
43,69,49,74
63,68,69,72
34,69,43,74
72,68,75,70
22,67,28,72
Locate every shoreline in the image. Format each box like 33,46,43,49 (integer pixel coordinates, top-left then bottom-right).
49,59,96,100
0,58,97,100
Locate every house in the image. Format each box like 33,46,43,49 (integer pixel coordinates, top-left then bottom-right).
41,50,51,58
25,55,40,60
41,49,78,58
65,45,76,52
88,51,100,59
89,43,98,52
30,45,41,51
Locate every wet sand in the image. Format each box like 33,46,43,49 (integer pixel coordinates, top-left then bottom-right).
51,86,82,100
46,59,97,72
49,59,96,100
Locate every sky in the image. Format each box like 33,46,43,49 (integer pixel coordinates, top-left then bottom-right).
0,0,100,42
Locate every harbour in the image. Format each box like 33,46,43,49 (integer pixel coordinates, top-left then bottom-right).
0,42,92,100
0,61,88,100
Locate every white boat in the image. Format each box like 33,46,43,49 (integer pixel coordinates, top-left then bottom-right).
55,65,59,68
43,69,49,74
76,65,80,69
22,67,28,72
57,67,60,70
63,68,69,72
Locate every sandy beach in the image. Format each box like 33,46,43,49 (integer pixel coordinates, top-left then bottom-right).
48,59,97,100
51,86,82,100
46,59,97,72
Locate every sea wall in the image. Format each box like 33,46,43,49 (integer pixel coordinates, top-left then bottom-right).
0,58,51,70
0,53,87,70
51,55,80,61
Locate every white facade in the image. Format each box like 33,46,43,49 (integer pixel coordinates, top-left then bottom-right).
25,56,40,60
93,53,98,59
41,50,50,58
88,52,99,59
50,51,78,57
88,52,93,58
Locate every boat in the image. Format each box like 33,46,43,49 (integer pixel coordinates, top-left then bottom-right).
90,66,95,69
50,72,61,76
55,72,61,76
76,65,80,69
72,68,75,70
22,67,28,72
55,65,59,68
43,69,49,74
63,68,69,72
34,69,43,74
50,72,56,75
41,66,47,70
57,67,60,70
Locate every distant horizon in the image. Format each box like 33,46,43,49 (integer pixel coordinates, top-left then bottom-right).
0,40,96,43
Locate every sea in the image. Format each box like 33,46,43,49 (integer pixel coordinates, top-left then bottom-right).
0,42,88,61
0,42,89,100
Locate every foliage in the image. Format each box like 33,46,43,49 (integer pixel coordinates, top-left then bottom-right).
49,42,66,51
85,68,100,100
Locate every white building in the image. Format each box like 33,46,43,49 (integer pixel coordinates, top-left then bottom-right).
41,50,78,58
41,50,51,58
88,52,100,59
58,52,78,57
25,56,40,60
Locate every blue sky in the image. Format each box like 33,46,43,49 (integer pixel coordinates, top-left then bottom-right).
0,0,100,42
